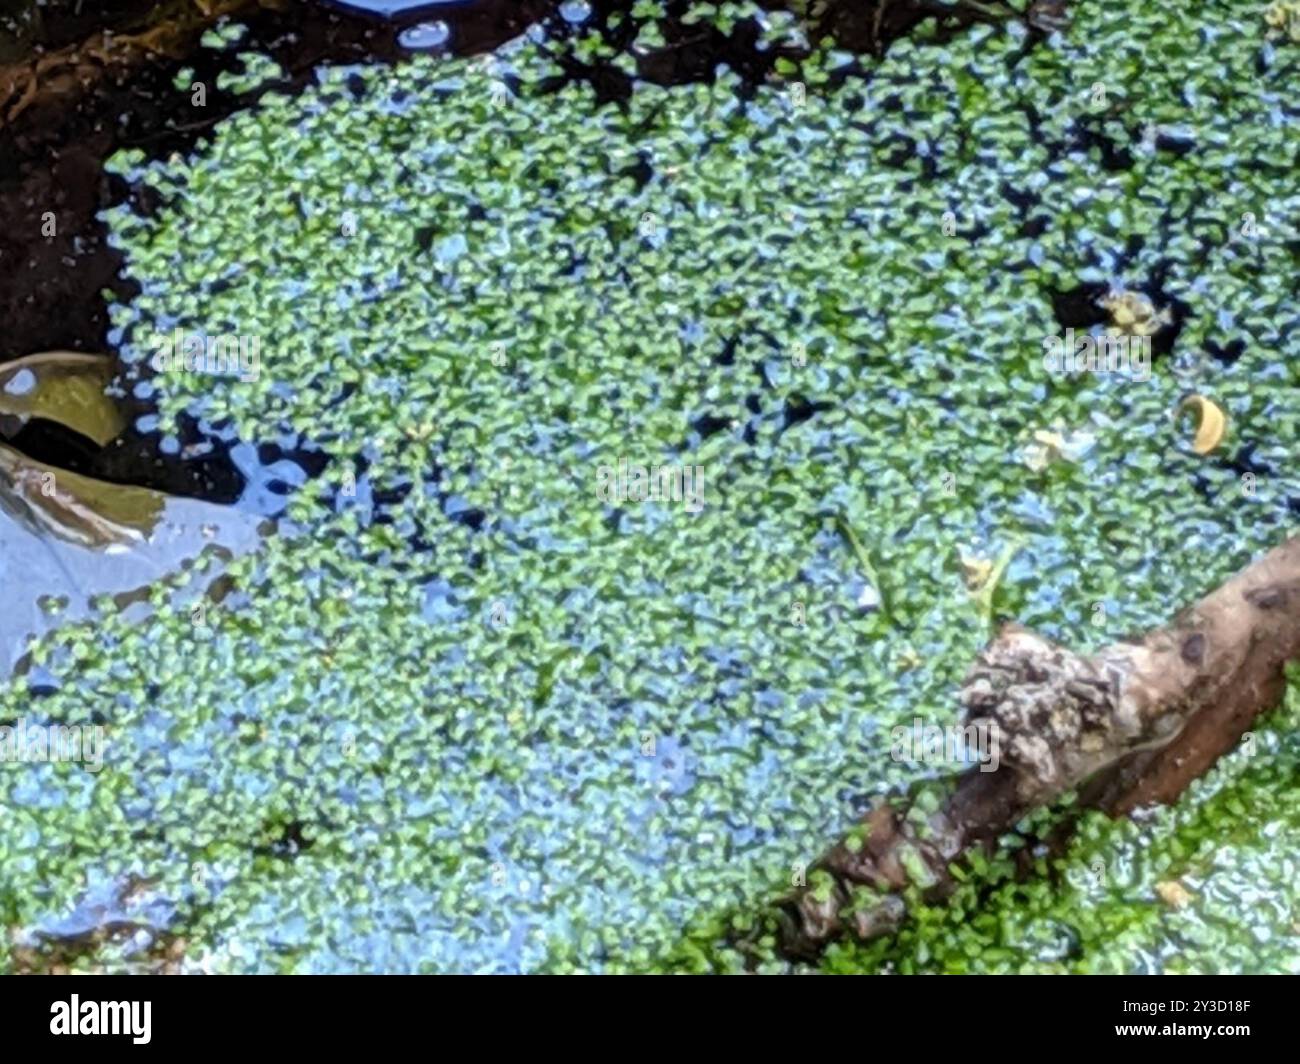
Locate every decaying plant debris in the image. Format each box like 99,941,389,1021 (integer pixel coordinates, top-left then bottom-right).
777,536,1300,959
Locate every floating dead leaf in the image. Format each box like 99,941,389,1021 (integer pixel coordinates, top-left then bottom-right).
1154,880,1195,909
0,442,163,549
1101,290,1172,338
0,351,127,447
1176,394,1227,455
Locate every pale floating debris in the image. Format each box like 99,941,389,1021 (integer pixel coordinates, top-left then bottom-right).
1023,427,1097,472
1176,394,1227,455
1155,880,1195,909
1101,289,1172,338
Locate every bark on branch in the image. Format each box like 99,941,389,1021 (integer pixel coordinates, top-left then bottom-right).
775,535,1300,961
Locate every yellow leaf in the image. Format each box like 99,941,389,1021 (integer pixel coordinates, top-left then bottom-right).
0,351,127,447
1176,394,1227,455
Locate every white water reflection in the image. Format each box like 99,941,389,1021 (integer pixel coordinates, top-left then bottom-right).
0,494,269,677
